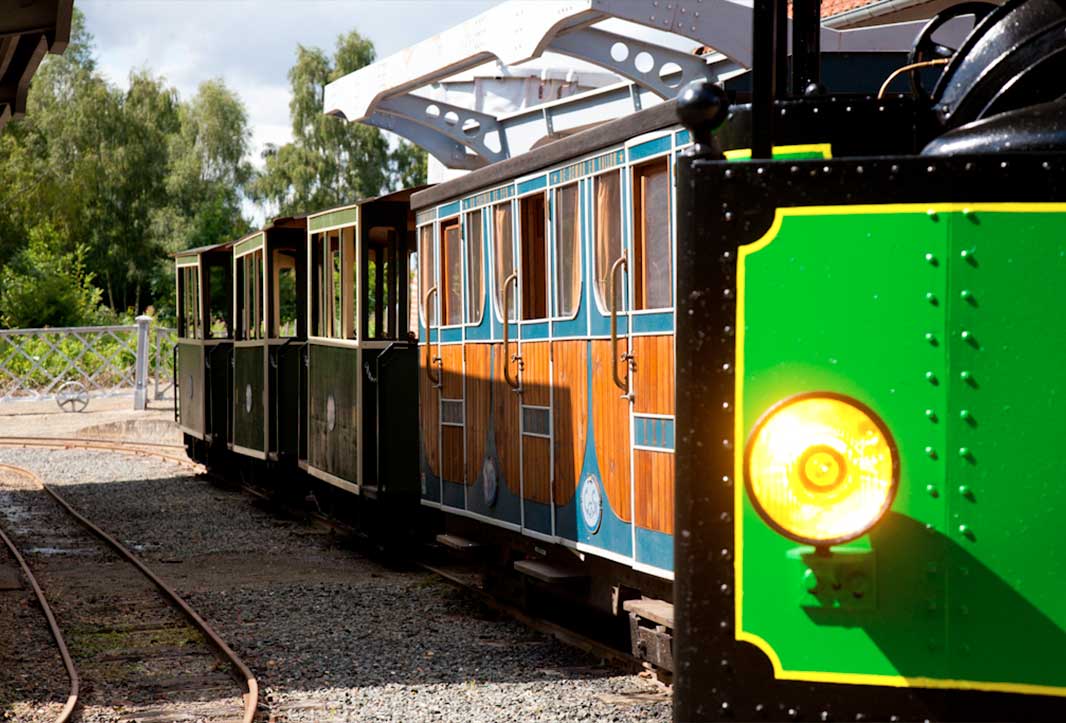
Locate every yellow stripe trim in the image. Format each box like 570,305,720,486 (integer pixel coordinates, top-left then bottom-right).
735,201,1066,696
724,143,833,160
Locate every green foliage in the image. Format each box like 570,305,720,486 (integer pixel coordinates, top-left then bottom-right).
0,9,253,327
253,30,427,216
0,224,103,328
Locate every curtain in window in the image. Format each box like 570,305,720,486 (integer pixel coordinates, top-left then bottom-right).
594,172,622,310
554,184,580,317
418,225,435,327
466,210,484,324
493,203,514,321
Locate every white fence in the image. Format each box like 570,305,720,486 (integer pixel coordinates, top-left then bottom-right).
0,320,176,404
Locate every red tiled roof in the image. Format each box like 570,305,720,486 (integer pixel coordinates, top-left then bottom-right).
822,0,889,17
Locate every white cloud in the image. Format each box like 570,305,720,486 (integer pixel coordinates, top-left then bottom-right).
78,0,497,224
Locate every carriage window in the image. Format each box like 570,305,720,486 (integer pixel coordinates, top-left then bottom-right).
493,202,515,321
237,250,264,340
330,232,343,337
520,193,547,320
366,227,396,339
179,266,200,339
594,171,622,312
273,249,298,337
311,232,326,336
554,183,580,317
465,210,484,325
633,158,672,309
418,225,435,327
207,263,230,338
441,220,462,326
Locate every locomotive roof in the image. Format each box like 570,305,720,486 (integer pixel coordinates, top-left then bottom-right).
410,99,678,211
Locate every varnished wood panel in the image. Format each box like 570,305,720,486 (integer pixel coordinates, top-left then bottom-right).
632,334,674,415
442,426,464,484
551,340,586,508
439,343,463,398
465,343,491,488
521,341,550,406
419,345,439,476
591,339,631,523
492,342,522,495
522,436,551,504
634,449,673,534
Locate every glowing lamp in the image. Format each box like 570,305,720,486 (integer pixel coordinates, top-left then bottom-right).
744,393,899,547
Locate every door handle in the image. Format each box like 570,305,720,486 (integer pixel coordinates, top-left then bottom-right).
608,253,632,398
502,272,522,392
423,286,441,388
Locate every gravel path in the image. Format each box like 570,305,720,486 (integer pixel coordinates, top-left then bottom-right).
0,448,671,722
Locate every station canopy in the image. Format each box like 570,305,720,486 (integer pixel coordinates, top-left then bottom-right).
323,0,963,170
0,0,73,132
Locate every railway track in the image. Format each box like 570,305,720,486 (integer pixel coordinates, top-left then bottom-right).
0,454,256,723
0,435,664,713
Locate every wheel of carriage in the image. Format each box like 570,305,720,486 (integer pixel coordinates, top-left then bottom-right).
55,381,90,413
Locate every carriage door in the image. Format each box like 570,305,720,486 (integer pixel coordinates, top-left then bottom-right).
437,217,466,509
516,190,551,535
474,200,522,525
417,221,442,503
629,155,675,572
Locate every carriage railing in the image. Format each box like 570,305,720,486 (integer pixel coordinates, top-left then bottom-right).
0,322,176,404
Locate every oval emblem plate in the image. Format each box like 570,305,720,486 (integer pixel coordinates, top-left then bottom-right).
326,394,336,432
245,383,253,414
580,475,602,534
482,457,498,507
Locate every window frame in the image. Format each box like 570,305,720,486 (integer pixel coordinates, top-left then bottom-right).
516,189,549,323
307,221,359,344
233,245,266,342
416,221,436,330
439,216,464,329
591,168,625,317
491,199,516,325
630,154,674,313
464,208,486,327
551,181,582,322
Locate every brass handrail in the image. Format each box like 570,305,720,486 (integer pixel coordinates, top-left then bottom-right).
502,272,521,391
423,286,441,387
608,253,631,397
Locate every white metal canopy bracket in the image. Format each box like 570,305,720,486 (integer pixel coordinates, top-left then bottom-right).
324,0,948,169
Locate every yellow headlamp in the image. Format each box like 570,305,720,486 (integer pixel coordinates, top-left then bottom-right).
744,393,899,547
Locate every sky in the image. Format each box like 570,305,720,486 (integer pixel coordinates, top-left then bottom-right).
77,0,499,219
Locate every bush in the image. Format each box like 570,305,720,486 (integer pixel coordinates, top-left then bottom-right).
0,223,103,329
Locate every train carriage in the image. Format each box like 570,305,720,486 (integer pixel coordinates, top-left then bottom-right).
229,217,307,462
175,241,233,462
412,107,685,585
301,190,421,516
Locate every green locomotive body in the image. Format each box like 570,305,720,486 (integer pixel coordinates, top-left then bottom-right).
737,203,1066,694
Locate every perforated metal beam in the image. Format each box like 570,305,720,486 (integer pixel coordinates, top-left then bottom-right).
364,111,487,171
548,26,714,99
376,94,509,163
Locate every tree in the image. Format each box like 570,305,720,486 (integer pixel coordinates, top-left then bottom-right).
0,9,254,325
0,224,102,328
253,30,427,217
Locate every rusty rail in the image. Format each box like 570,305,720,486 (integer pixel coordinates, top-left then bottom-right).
0,467,79,723
0,446,258,723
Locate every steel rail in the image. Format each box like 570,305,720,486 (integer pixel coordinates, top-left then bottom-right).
0,467,79,723
0,451,258,723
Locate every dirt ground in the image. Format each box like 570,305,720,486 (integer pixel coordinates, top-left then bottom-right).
0,392,180,444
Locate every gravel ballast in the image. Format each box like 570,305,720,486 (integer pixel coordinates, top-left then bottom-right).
0,448,671,722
